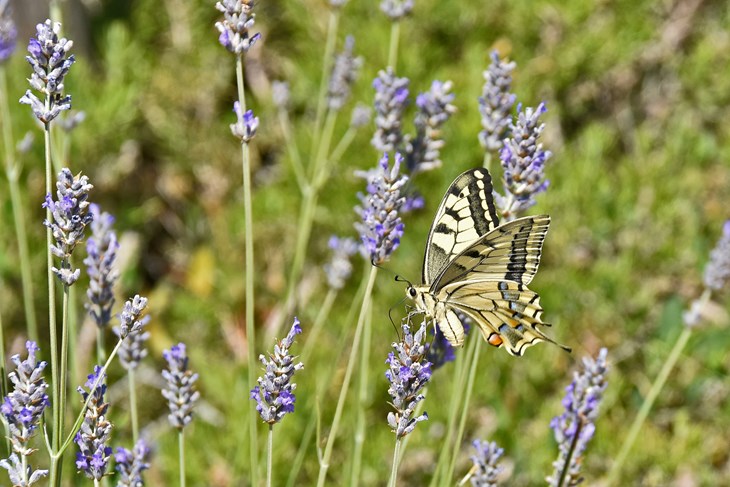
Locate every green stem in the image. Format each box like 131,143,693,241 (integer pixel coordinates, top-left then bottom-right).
430,336,476,487
326,126,356,171
349,305,373,486
277,108,307,194
482,152,492,171
59,284,70,443
387,438,402,487
0,66,39,344
606,288,707,486
0,309,8,455
316,266,378,487
96,327,106,365
129,368,139,444
300,289,337,367
446,339,482,483
235,54,259,487
267,425,273,487
179,429,186,487
388,21,401,69
285,419,316,487
310,10,340,165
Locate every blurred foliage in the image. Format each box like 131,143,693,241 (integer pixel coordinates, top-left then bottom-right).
1,0,730,485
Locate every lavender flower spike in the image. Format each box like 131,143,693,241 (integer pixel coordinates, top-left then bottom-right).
469,440,504,486
479,51,516,152
1,342,49,481
547,348,609,487
494,103,551,218
327,36,362,111
0,0,17,63
371,68,410,153
84,204,119,328
271,80,290,110
0,454,47,487
215,0,261,55
354,152,408,265
230,102,258,142
380,0,414,20
251,318,303,424
75,366,113,480
162,343,200,430
116,295,151,370
703,220,730,291
406,79,456,174
324,236,359,290
19,19,75,123
115,440,151,487
43,168,94,286
386,319,431,438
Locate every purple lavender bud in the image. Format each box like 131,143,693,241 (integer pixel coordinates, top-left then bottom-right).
75,366,113,480
386,319,431,438
271,80,290,110
380,0,414,20
162,343,200,430
547,348,609,487
424,324,457,369
406,79,456,174
0,0,17,63
84,204,119,328
42,168,94,286
494,103,550,218
58,109,86,133
469,439,504,486
251,318,303,425
230,102,258,142
19,19,75,123
401,193,425,213
703,220,730,291
350,103,372,128
215,0,261,55
324,236,359,290
114,439,151,487
327,36,362,111
479,51,516,152
2,342,49,459
354,153,408,265
0,454,47,486
371,68,410,153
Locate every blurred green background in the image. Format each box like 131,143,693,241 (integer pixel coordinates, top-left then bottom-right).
1,0,730,485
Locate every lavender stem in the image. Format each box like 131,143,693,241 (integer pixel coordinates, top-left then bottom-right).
0,66,39,343
607,292,706,484
129,368,139,443
350,306,373,486
233,52,259,486
316,266,378,487
387,438,402,487
267,425,273,487
179,429,186,487
388,21,400,69
276,108,307,193
310,9,340,165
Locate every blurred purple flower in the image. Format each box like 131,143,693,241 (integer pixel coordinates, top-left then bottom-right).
479,51,516,153
0,0,17,63
494,103,550,219
327,36,362,111
406,79,456,174
324,236,359,290
380,0,414,20
547,348,609,487
469,439,504,486
703,220,730,291
371,68,410,153
84,204,119,328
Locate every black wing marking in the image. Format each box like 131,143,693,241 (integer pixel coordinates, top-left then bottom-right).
423,168,500,285
431,215,550,291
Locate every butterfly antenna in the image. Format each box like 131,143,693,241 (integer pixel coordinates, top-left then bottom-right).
394,274,413,288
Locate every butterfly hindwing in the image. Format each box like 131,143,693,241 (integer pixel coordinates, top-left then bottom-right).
423,168,500,285
441,279,562,356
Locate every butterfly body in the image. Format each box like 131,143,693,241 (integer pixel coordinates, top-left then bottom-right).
407,168,569,356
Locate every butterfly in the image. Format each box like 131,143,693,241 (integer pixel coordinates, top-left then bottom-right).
405,167,570,356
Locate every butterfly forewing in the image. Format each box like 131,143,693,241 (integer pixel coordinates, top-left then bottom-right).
423,168,500,285
431,215,550,291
